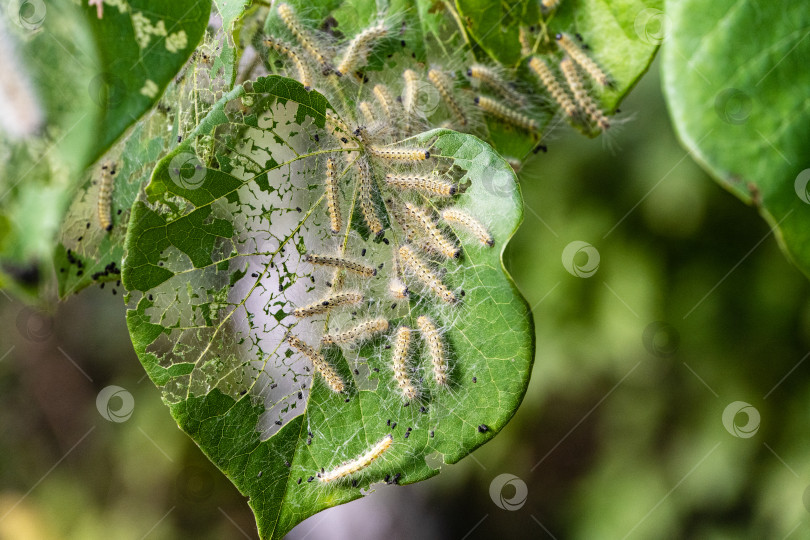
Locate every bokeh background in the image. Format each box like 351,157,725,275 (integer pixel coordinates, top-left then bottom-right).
3,56,810,539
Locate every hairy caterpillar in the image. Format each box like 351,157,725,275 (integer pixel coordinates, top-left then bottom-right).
401,69,419,116
356,159,384,236
276,3,333,74
263,37,312,89
403,203,459,260
98,161,116,232
441,208,494,247
474,95,538,133
286,334,346,392
467,64,524,106
556,33,611,88
358,101,376,125
391,326,417,400
389,249,410,299
528,56,579,118
293,291,363,318
373,84,395,120
321,318,389,345
398,245,457,304
318,434,393,483
417,315,448,386
559,56,611,131
325,158,342,234
304,253,376,277
367,145,430,162
428,68,467,127
384,173,456,197
336,22,388,76
325,110,353,138
519,26,534,56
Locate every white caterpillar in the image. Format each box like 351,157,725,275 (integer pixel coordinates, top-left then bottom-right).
556,33,612,88
304,253,376,277
391,326,417,400
97,161,115,232
385,173,456,197
318,434,393,482
337,23,388,76
417,315,448,386
293,291,363,318
441,207,493,247
398,245,457,304
322,318,389,345
286,334,345,393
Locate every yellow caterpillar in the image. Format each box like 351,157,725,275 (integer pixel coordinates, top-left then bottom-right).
559,56,611,131
474,95,538,133
304,253,376,277
398,245,457,304
325,158,341,234
417,315,448,386
403,203,459,260
263,37,312,89
286,334,345,392
441,207,493,247
321,318,389,345
293,291,363,318
97,161,115,232
391,326,417,400
428,68,467,127
528,56,579,118
337,23,388,76
384,174,456,197
556,33,612,88
467,64,525,106
356,159,384,236
366,145,430,162
276,3,332,73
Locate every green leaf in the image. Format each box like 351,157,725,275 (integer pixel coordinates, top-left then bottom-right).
661,0,810,277
215,0,253,30
0,0,210,294
123,75,533,538
457,0,662,145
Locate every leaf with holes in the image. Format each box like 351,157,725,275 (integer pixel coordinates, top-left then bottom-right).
0,0,209,295
662,0,810,278
122,75,533,538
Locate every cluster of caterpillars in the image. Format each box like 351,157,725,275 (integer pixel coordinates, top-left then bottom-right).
265,3,498,485
263,2,615,179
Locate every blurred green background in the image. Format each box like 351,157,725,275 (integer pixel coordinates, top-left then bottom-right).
3,57,810,539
